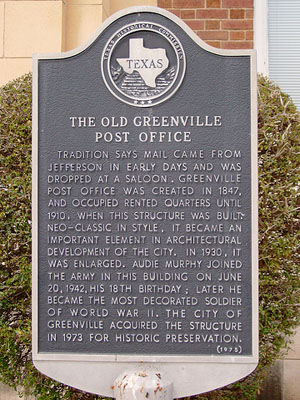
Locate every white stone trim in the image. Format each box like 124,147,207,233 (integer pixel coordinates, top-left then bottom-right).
254,0,269,75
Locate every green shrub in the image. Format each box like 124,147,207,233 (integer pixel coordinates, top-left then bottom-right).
0,74,299,399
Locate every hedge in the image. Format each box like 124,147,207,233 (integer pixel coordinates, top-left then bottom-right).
0,74,299,399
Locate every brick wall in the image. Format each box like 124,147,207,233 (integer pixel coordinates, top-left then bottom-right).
157,0,254,49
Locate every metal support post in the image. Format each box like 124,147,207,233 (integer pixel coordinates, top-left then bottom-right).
114,368,173,400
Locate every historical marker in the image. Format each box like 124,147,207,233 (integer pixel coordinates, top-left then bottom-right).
32,6,258,397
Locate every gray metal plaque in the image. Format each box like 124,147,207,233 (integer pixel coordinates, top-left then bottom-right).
32,6,258,397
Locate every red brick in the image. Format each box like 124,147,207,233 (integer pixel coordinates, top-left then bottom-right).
181,9,195,19
205,40,221,48
199,30,228,40
246,30,254,40
222,0,253,8
230,31,245,40
158,0,172,8
196,9,228,19
221,40,253,49
167,8,181,17
206,20,220,29
184,20,205,30
221,19,252,30
230,9,244,19
246,9,254,18
173,0,204,8
206,0,221,7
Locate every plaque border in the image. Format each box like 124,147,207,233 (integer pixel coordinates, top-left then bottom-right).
32,6,258,397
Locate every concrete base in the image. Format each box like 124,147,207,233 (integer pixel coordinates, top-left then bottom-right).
258,360,283,400
0,383,34,400
259,327,300,400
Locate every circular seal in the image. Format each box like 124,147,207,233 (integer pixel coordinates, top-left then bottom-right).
102,22,186,107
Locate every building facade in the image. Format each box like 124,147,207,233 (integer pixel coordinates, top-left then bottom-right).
0,0,254,86
2,0,299,110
